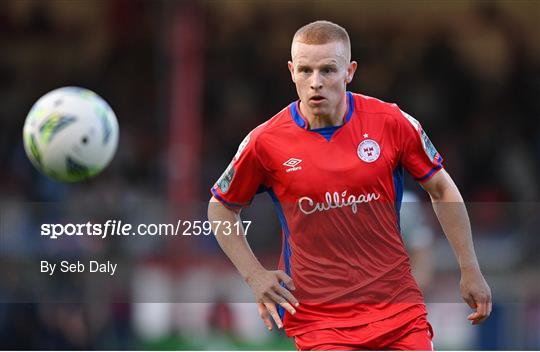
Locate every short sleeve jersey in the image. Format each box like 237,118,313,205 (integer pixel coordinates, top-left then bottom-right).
211,92,443,336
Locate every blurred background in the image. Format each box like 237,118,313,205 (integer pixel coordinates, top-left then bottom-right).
0,0,539,349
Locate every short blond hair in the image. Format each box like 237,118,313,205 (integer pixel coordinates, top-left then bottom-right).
292,20,351,60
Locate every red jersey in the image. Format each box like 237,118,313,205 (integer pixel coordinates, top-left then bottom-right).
211,92,443,336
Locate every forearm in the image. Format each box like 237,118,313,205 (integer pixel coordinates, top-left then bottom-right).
428,177,480,271
423,171,491,323
208,198,265,279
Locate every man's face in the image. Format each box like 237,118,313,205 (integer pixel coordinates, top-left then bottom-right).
288,41,357,119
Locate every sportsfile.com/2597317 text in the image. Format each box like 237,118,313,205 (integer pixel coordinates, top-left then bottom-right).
40,220,252,239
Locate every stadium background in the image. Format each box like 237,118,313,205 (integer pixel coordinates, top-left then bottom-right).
0,0,539,349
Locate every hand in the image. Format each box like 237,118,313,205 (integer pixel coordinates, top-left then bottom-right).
245,269,299,330
460,266,492,325
257,302,283,330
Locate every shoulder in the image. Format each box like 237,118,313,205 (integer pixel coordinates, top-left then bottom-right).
352,92,420,130
236,103,294,156
250,102,298,139
252,105,291,136
352,92,402,117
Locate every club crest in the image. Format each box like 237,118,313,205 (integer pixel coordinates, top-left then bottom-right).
357,139,380,163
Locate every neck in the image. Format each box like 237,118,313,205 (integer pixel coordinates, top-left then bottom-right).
300,94,348,129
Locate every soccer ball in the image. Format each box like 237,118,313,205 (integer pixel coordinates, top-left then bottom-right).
23,87,119,182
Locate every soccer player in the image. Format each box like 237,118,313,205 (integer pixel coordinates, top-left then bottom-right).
208,20,491,350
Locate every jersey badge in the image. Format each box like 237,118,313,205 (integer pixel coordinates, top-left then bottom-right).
420,129,439,162
357,139,380,163
216,163,235,193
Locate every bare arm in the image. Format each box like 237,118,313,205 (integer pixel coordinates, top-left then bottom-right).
208,197,265,279
421,169,492,324
208,196,298,330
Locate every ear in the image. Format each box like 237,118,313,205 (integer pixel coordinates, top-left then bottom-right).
346,61,358,84
288,61,296,83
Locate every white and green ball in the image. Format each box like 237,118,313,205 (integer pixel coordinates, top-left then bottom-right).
23,87,119,182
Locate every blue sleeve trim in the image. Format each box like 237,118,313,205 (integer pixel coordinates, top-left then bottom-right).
210,187,246,208
415,160,443,182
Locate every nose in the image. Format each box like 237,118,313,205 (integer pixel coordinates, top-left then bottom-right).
310,71,323,90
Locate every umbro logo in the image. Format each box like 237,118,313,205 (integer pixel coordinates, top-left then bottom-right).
283,158,302,172
283,158,302,167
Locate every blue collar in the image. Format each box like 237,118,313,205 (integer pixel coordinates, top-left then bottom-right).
289,91,354,129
